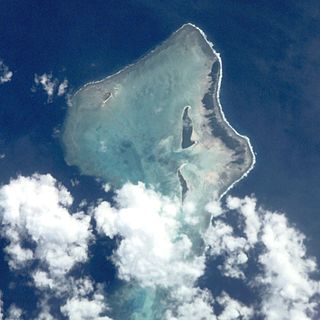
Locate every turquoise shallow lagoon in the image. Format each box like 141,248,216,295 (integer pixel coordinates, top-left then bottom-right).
1,2,320,319
63,23,254,207
62,23,255,319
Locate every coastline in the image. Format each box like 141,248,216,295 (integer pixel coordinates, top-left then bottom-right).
188,23,256,199
67,23,256,200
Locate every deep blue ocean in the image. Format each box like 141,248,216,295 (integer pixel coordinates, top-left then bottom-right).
0,0,320,317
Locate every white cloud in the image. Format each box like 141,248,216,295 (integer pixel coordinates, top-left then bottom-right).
204,195,320,319
94,183,260,318
226,196,261,245
220,196,320,320
165,287,253,320
34,73,57,102
0,174,113,319
70,178,80,187
94,182,206,288
7,304,23,320
32,270,56,290
102,183,111,193
33,73,69,102
205,220,249,279
258,211,320,320
61,295,111,320
217,292,253,320
4,242,33,269
205,199,224,218
60,277,112,320
1,174,317,320
95,182,217,318
166,288,216,320
0,60,13,84
58,79,69,96
32,276,113,319
36,301,55,320
0,174,92,278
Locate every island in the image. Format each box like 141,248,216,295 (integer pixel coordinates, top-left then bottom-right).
62,23,255,319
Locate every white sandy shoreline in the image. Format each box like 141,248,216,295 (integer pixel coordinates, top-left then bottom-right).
187,23,256,199
69,23,256,199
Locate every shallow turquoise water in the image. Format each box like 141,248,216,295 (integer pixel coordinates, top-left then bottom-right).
63,24,253,207
62,24,254,319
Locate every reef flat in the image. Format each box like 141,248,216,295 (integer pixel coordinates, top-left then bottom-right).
62,23,255,319
62,23,254,207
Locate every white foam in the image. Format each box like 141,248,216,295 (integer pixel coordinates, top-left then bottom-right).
70,23,256,199
186,23,256,199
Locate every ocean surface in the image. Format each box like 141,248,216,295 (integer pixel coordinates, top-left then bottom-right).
0,0,320,318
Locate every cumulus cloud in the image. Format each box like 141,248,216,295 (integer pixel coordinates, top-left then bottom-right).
35,277,113,320
94,182,205,288
7,305,23,320
258,211,320,320
205,220,249,279
204,196,262,279
217,292,253,320
0,174,92,277
165,287,253,320
33,73,69,102
165,288,216,320
33,73,57,101
36,301,55,320
61,294,111,320
206,195,320,320
94,182,257,319
1,173,317,320
226,196,261,245
60,277,112,320
0,60,13,84
58,79,69,96
0,174,113,319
